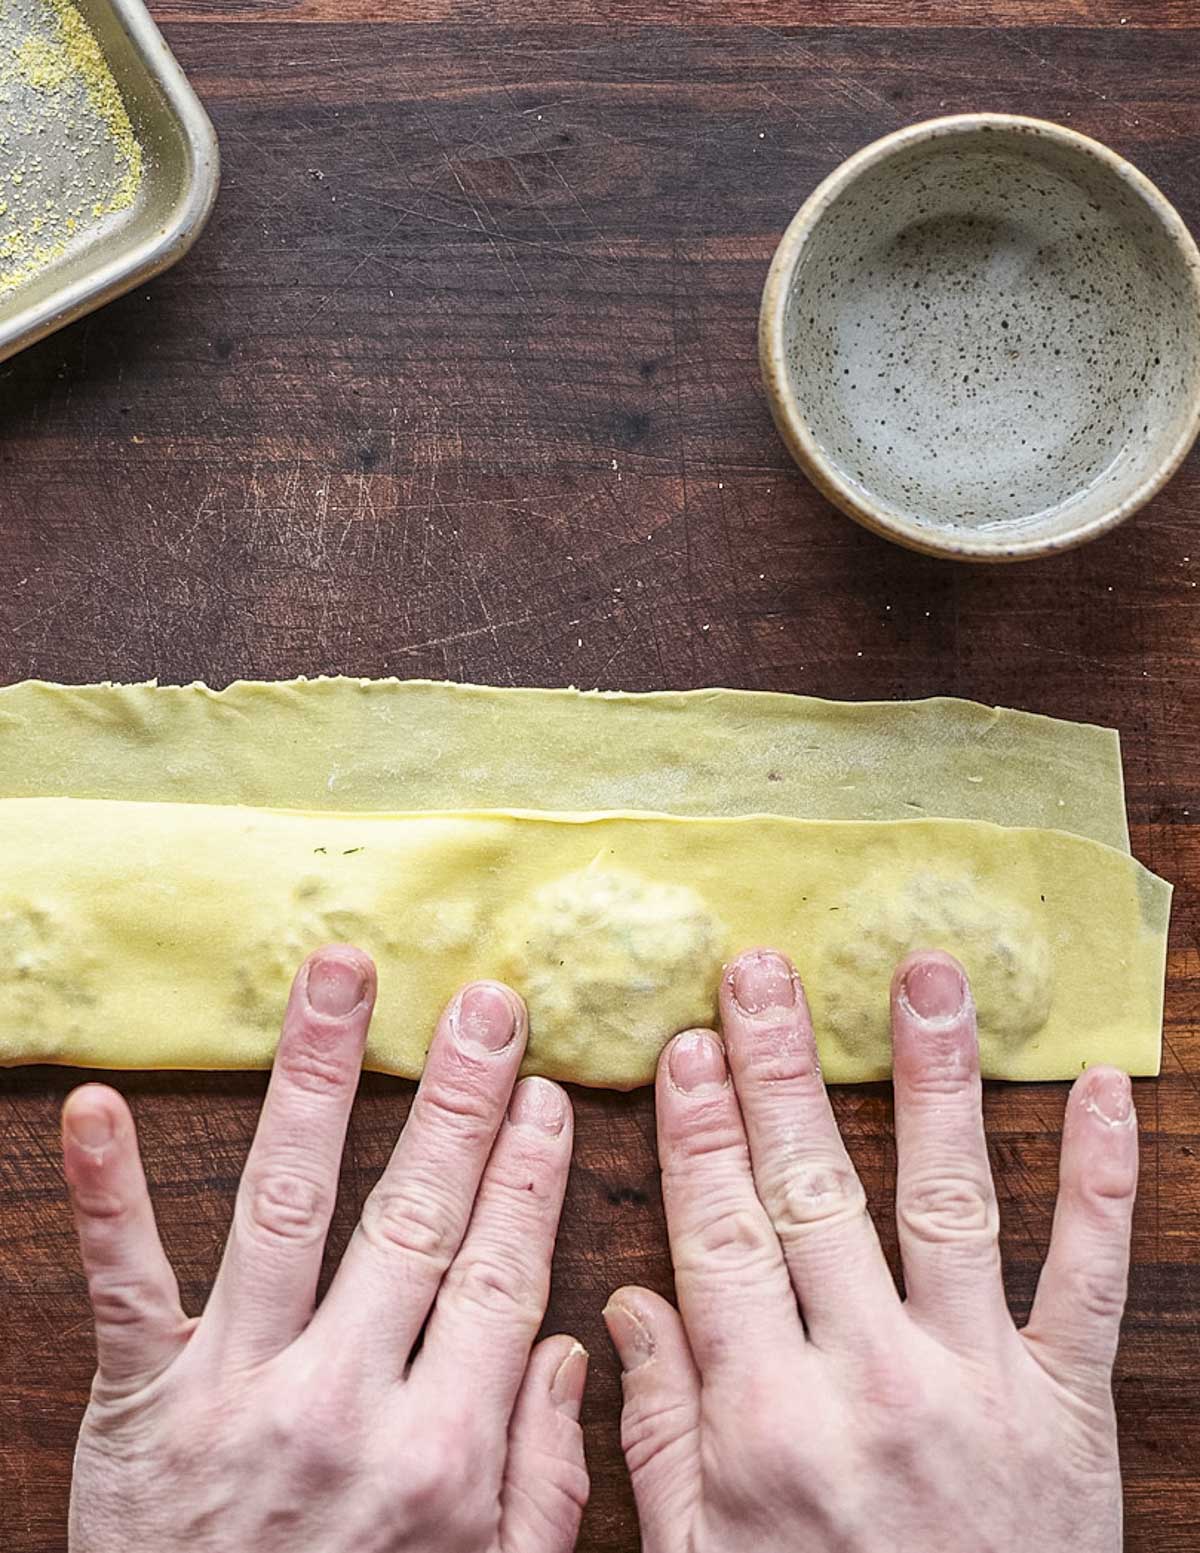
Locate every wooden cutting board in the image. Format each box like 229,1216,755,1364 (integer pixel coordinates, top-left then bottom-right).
1,2,1198,1548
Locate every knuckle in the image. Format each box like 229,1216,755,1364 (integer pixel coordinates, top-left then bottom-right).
358,1180,459,1266
441,1250,546,1327
264,1400,354,1488
401,1451,455,1518
768,1159,867,1237
548,1457,590,1517
1082,1161,1138,1205
277,1036,352,1098
504,1438,589,1522
664,1111,747,1168
542,1450,590,1515
86,1271,159,1330
1063,1264,1128,1325
899,1173,997,1244
739,1023,822,1085
902,1057,976,1099
400,1422,489,1528
413,1072,499,1147
677,1202,780,1276
243,1163,330,1247
72,1185,126,1220
620,1393,697,1479
856,1344,929,1419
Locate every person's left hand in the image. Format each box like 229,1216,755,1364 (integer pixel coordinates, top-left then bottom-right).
63,945,588,1552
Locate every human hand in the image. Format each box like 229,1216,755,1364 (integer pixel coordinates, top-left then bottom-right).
63,947,587,1553
606,948,1136,1553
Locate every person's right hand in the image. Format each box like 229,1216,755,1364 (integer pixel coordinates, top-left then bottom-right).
606,947,1137,1553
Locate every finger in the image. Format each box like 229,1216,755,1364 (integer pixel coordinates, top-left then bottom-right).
416,1077,572,1418
1024,1067,1138,1393
656,1028,802,1375
891,952,1010,1348
605,1286,700,1550
721,949,898,1345
315,980,527,1365
62,1085,189,1392
204,946,375,1365
500,1335,590,1553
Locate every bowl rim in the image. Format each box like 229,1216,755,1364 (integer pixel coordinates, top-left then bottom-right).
759,112,1200,562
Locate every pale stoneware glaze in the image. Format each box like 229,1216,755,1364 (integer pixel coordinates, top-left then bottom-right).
760,114,1200,561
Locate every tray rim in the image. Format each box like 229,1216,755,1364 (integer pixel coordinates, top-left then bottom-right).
0,0,220,364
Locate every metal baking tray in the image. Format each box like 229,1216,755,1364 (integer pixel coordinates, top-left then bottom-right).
0,0,218,363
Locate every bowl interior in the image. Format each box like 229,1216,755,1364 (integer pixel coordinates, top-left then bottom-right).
781,125,1200,545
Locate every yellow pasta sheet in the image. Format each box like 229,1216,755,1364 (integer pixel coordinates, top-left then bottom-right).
0,678,1129,848
0,798,1166,1088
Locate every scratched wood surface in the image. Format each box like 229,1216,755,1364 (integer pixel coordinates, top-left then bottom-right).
2,4,1199,1549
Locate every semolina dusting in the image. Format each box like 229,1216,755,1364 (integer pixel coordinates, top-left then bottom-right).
0,0,143,295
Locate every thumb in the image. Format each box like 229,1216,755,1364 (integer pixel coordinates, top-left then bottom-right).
62,1086,190,1395
501,1334,590,1553
604,1287,701,1552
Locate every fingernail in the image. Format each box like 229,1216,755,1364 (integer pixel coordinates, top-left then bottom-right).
1083,1068,1133,1127
508,1076,566,1135
455,982,519,1052
603,1300,655,1370
307,955,366,1017
732,951,796,1014
902,958,966,1022
67,1103,113,1151
668,1030,727,1094
550,1342,589,1419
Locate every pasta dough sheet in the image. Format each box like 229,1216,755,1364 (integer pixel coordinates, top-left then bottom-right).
0,798,1166,1088
0,678,1129,848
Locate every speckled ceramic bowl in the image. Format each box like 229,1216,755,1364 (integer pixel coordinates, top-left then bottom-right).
760,114,1200,561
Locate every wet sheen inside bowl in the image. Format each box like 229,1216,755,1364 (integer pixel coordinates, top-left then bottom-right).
783,125,1200,540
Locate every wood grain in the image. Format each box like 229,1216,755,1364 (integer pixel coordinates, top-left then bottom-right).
151,3,1198,29
2,5,1199,1550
